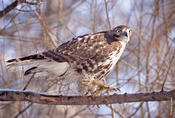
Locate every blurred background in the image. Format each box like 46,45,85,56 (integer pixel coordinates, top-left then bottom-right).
0,0,175,117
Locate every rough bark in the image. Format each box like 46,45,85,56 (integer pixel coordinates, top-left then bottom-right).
0,89,174,105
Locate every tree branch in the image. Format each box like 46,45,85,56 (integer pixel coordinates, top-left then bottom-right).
0,0,41,18
0,89,175,105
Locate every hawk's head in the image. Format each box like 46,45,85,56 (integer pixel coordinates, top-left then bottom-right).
110,25,132,43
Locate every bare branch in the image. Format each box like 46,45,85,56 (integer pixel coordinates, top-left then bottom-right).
104,0,111,29
0,0,41,18
0,89,175,105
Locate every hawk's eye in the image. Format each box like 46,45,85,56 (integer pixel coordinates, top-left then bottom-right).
117,30,120,32
113,29,121,38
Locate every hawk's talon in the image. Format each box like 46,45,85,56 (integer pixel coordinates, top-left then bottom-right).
93,80,120,96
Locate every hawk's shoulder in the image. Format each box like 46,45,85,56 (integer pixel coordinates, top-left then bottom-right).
42,31,108,62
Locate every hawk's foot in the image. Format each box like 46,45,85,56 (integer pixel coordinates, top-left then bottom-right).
80,79,120,95
93,80,120,96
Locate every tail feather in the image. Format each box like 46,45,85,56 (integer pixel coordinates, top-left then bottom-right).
6,54,45,66
7,54,45,63
6,54,70,76
24,66,37,75
6,54,46,75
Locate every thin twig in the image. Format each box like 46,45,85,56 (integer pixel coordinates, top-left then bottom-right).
104,0,111,29
14,103,33,118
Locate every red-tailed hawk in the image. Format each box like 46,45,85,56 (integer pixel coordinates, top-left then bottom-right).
7,25,132,95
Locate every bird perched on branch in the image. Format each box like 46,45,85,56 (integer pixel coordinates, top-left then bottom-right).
7,25,132,95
